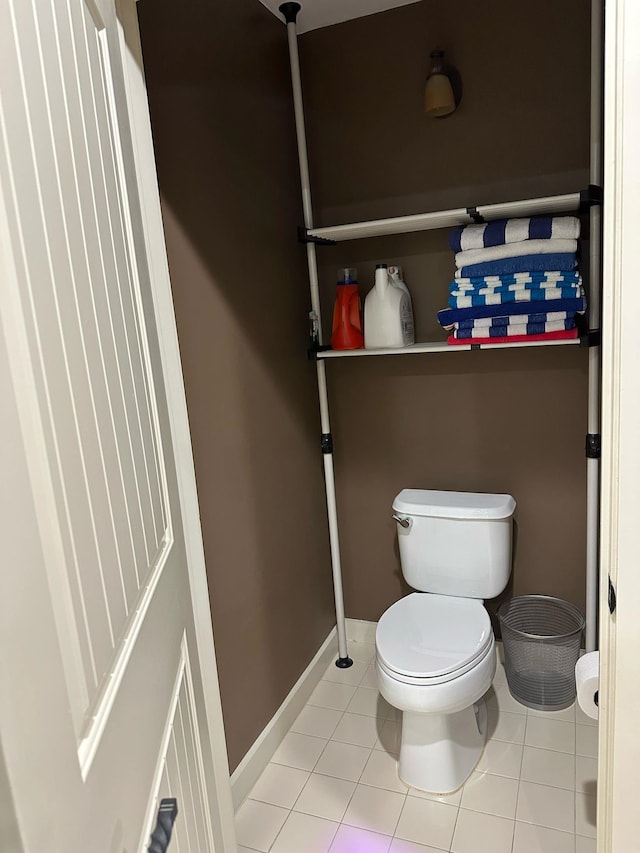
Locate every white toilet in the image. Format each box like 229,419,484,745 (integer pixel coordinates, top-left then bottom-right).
376,488,516,794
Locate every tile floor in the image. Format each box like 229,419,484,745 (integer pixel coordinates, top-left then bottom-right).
236,638,598,853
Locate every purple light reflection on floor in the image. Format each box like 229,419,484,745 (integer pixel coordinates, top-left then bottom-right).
329,823,393,853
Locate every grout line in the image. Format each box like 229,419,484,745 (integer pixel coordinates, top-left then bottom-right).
448,802,462,852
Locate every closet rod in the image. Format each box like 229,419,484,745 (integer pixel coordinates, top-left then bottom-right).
585,0,603,653
280,2,352,668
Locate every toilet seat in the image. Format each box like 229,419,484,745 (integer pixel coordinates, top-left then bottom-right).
376,593,493,685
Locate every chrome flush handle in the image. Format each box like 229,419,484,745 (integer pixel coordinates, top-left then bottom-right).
392,514,411,528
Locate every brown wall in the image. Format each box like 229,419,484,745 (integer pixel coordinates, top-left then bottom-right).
299,0,592,623
137,0,335,772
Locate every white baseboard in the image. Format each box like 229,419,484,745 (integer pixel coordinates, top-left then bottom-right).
231,626,338,810
345,618,377,644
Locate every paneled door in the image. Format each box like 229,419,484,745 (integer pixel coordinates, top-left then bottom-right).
0,1,235,851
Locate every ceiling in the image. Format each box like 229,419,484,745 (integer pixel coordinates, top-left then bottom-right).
258,0,423,34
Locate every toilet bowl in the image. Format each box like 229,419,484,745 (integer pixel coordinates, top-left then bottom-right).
376,593,496,793
376,489,516,794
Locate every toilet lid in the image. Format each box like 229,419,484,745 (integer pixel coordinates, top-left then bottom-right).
376,593,493,680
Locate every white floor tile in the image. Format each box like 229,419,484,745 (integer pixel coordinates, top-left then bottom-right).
332,712,381,748
575,792,597,838
575,755,598,796
450,808,515,853
237,847,259,853
291,705,342,739
324,660,368,685
346,686,392,718
576,724,598,758
360,749,408,794
361,664,380,688
270,811,339,853
248,762,310,808
343,784,406,836
329,824,392,853
516,781,575,833
272,732,327,771
460,770,519,819
309,680,357,712
485,681,529,715
375,719,401,755
512,821,575,853
389,839,449,853
476,739,523,779
527,703,576,723
235,799,289,852
487,709,527,744
314,740,372,782
394,796,458,850
576,835,597,852
293,772,356,822
520,746,575,790
524,716,575,754
493,658,508,683
407,785,462,806
346,642,377,664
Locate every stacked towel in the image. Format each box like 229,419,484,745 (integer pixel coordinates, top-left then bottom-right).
438,215,584,346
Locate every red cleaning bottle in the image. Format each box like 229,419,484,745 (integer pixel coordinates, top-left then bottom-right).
331,267,364,350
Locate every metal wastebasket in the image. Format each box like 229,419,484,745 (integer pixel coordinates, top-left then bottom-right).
498,595,585,711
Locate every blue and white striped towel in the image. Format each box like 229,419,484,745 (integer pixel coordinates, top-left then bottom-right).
452,318,576,339
449,286,584,309
449,216,580,253
450,280,582,298
455,238,578,270
456,311,573,331
456,253,578,278
453,272,581,292
437,296,587,328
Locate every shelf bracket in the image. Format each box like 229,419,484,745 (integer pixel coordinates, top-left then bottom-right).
580,329,602,347
586,434,601,459
579,184,603,211
308,344,331,361
466,206,485,224
298,226,337,246
321,433,333,454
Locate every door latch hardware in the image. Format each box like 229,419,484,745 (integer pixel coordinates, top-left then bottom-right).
148,798,178,853
608,576,617,615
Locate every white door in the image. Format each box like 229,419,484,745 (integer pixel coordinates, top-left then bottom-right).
598,0,640,850
0,1,236,851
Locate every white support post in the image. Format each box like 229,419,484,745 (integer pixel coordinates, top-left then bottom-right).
280,3,351,665
585,0,603,653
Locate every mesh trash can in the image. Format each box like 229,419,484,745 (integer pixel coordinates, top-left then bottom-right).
498,595,585,711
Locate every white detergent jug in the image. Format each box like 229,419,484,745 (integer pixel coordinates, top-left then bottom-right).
364,264,415,348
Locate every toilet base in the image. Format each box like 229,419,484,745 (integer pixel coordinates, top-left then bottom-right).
398,699,488,794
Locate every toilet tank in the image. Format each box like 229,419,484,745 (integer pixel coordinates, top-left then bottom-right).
392,489,516,599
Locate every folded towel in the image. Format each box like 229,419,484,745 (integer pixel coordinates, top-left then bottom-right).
453,272,582,293
449,216,581,253
455,238,578,270
448,328,580,346
437,296,587,327
457,253,578,278
454,311,572,331
449,286,584,309
450,281,582,298
452,319,576,339
454,271,582,289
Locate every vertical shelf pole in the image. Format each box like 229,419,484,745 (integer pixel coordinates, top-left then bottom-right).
586,0,604,652
280,3,352,667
